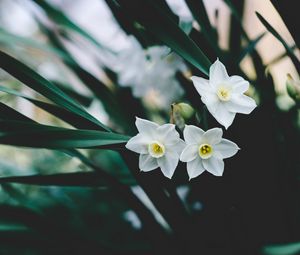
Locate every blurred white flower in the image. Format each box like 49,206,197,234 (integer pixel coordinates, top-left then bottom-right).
191,59,257,129
126,117,185,179
114,36,185,108
180,125,239,180
114,37,145,90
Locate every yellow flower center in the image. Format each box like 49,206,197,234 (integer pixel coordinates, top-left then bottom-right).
199,143,213,159
217,86,231,101
148,141,165,158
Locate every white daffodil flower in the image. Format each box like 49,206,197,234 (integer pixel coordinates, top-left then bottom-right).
191,59,257,129
180,125,239,180
113,36,185,108
126,117,185,179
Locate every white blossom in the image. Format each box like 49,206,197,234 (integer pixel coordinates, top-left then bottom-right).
114,36,185,108
191,59,257,129
180,125,239,180
126,117,185,179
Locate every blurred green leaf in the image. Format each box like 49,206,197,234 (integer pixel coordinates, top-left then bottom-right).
0,105,134,186
267,44,297,66
0,28,73,62
112,0,211,75
227,0,245,59
224,0,266,80
185,0,220,55
237,32,266,63
0,102,34,122
52,81,93,107
224,0,242,21
0,121,130,149
0,85,102,130
31,0,109,52
179,21,193,35
0,223,28,232
0,50,110,132
0,172,112,187
256,12,300,73
263,242,300,255
33,21,137,132
270,0,300,47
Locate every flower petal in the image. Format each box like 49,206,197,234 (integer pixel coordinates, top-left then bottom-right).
229,75,249,94
214,139,239,159
169,139,186,156
156,124,179,145
225,94,257,114
180,144,198,162
139,154,159,171
135,117,159,137
157,152,179,179
125,134,149,154
202,156,225,176
204,96,219,115
209,59,229,84
187,158,205,180
203,128,223,145
209,102,236,129
191,76,214,96
183,125,205,145
201,92,219,110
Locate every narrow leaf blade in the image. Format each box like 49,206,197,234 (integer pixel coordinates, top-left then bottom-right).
113,0,211,75
0,51,110,131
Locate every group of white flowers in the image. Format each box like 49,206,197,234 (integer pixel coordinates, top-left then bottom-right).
126,59,257,180
113,36,186,108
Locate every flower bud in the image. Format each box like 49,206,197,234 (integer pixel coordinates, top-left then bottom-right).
170,103,195,130
286,74,300,102
177,103,195,119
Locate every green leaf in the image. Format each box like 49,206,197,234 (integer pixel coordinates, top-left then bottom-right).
270,0,300,47
0,102,34,122
256,12,300,73
185,0,220,55
112,0,211,75
0,172,111,187
0,85,102,130
224,0,277,107
31,0,108,51
51,81,93,107
0,223,28,232
0,104,134,186
0,120,60,132
0,120,130,149
0,50,110,132
262,242,300,255
0,28,73,62
237,32,266,63
224,0,242,20
34,21,142,134
179,20,193,35
267,44,297,66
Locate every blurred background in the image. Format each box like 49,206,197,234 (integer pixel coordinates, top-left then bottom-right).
0,0,299,254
